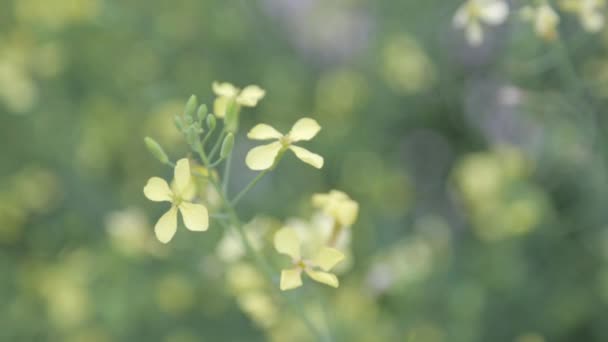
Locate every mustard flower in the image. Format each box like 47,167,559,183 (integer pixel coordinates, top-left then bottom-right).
212,81,265,118
312,190,359,228
245,118,324,171
521,2,560,41
561,0,605,33
274,227,345,290
453,0,509,45
143,158,209,243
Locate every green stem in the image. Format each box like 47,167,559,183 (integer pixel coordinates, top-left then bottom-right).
230,150,287,206
230,170,269,206
208,157,226,168
210,185,328,340
190,138,330,341
209,131,227,160
222,151,232,195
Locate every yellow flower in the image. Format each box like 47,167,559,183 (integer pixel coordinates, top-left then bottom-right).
561,0,605,33
245,118,324,171
453,0,509,45
312,190,359,228
274,227,345,291
212,81,265,118
143,158,209,243
521,3,560,41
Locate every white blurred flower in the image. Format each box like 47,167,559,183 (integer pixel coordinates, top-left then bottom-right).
521,2,560,41
561,0,605,33
453,0,509,45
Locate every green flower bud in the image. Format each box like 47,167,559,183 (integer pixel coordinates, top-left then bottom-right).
197,104,208,122
174,115,184,132
206,114,216,131
144,137,169,164
184,115,194,126
225,101,239,132
184,95,198,120
220,133,235,158
185,127,199,147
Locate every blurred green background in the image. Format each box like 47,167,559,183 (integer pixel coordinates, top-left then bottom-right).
3,0,608,341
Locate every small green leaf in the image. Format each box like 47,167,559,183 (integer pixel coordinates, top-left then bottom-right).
144,137,169,164
220,133,235,158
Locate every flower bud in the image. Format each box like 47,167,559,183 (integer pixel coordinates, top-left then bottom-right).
197,104,208,122
225,101,239,132
220,133,235,158
184,95,198,120
206,114,216,131
185,127,199,147
144,137,169,164
174,115,184,132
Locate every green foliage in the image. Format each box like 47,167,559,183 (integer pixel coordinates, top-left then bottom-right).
2,0,608,341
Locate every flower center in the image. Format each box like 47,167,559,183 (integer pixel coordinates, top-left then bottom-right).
280,135,292,147
467,2,481,18
172,194,183,207
294,259,310,270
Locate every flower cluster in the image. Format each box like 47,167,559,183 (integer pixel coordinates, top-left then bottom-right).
141,82,359,335
453,0,606,45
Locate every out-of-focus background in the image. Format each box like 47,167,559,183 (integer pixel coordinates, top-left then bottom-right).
3,0,608,341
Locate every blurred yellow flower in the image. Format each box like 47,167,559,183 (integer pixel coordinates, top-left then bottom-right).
143,158,209,243
453,0,509,45
212,81,265,118
274,227,344,291
245,118,324,171
521,2,560,41
312,190,359,228
561,0,605,33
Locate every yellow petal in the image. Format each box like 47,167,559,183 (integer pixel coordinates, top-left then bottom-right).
174,158,191,195
179,202,209,231
247,124,283,140
245,141,282,171
312,247,345,271
237,85,265,107
311,190,348,208
214,96,229,118
288,118,321,142
289,145,324,169
337,200,359,227
155,206,178,243
212,81,238,97
179,178,197,201
480,1,509,25
273,227,301,260
280,268,303,291
305,269,339,288
144,177,173,202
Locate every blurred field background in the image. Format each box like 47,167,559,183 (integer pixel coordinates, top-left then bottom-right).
2,0,608,341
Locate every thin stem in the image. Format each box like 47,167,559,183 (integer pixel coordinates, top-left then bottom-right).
201,125,216,149
208,131,227,160
231,151,287,206
554,38,606,168
208,157,226,168
213,190,329,341
189,137,330,341
222,151,233,195
230,170,269,206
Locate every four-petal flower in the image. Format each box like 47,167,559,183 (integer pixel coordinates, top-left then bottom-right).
274,227,344,291
312,190,359,228
213,81,266,118
245,118,324,171
453,0,509,45
144,158,209,243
